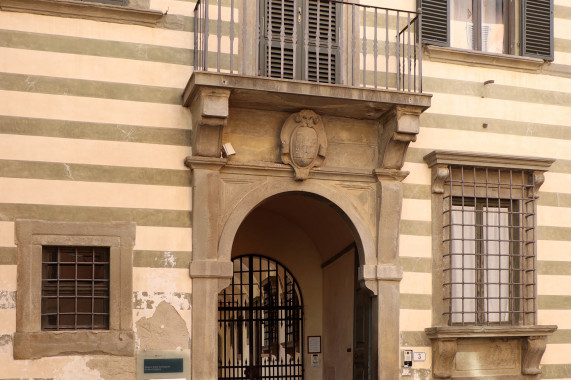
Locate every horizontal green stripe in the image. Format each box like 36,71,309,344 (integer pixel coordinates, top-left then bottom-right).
400,293,432,310
133,250,191,268
420,112,571,143
159,14,193,32
538,295,571,310
401,257,431,273
555,38,571,54
555,5,571,20
0,29,192,66
0,247,17,265
538,261,571,276
538,192,571,208
402,183,431,200
0,203,191,228
538,226,571,242
400,220,431,236
400,331,431,347
0,72,182,105
549,329,571,344
541,364,571,379
0,159,191,187
0,116,191,146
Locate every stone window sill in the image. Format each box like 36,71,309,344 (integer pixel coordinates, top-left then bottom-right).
424,45,545,72
0,0,163,27
425,325,557,379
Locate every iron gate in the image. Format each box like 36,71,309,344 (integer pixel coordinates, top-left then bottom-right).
218,255,304,379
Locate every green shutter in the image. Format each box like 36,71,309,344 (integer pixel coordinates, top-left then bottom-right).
419,0,449,46
260,0,339,83
522,0,553,61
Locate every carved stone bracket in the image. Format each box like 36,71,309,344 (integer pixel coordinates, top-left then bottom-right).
522,336,548,376
189,88,231,157
280,110,327,180
431,338,458,379
431,165,450,194
531,171,546,198
378,106,422,170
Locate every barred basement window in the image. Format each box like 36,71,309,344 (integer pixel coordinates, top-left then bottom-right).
41,246,110,331
442,166,536,326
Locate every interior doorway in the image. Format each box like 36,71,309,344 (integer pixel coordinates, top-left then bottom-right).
218,192,375,380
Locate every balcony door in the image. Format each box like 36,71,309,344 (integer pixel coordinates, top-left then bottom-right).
260,0,341,83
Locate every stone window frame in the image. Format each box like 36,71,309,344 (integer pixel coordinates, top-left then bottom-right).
13,219,136,360
0,0,163,27
423,150,557,379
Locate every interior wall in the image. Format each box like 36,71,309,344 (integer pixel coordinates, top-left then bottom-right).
323,249,355,380
231,208,324,380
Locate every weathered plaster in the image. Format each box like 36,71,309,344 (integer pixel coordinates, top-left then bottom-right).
132,291,191,310
86,356,136,380
135,301,190,351
0,290,16,309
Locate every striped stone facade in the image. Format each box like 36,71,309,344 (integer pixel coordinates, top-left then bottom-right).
0,0,569,379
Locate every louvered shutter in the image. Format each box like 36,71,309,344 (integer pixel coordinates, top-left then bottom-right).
261,0,296,79
260,0,339,83
418,0,449,46
306,0,339,83
522,0,553,61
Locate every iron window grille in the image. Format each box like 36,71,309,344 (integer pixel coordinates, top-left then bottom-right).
442,166,536,326
41,246,110,331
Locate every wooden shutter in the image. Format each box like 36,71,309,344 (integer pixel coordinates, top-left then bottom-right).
306,0,339,83
522,0,553,61
261,0,296,79
418,0,449,46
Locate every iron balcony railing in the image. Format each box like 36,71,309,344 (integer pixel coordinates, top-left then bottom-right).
193,0,422,93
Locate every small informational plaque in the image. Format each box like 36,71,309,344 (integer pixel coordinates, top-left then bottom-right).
308,336,321,353
137,349,190,380
144,358,184,374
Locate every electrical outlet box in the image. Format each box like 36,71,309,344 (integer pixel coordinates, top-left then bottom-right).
402,349,413,368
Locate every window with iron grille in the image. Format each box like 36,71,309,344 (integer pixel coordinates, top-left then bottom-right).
41,246,110,331
442,165,536,326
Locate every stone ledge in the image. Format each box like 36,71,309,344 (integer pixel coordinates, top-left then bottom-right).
0,0,163,27
424,45,545,72
423,150,555,171
13,330,135,359
425,325,558,339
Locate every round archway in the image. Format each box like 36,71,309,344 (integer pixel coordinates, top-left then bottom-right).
220,192,375,380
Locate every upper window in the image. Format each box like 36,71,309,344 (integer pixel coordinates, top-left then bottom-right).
260,0,340,83
13,220,136,359
419,0,553,60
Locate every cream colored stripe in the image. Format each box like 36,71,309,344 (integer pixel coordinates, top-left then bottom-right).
0,222,15,248
402,163,431,186
0,12,191,49
399,235,432,258
0,178,191,211
538,206,571,228
0,310,15,334
538,240,571,262
0,47,192,88
0,135,189,170
401,198,431,222
0,91,191,129
0,355,86,377
400,309,431,331
151,0,232,17
134,226,192,251
133,267,192,293
427,93,571,129
423,60,571,93
538,310,571,329
555,51,571,63
401,272,432,295
555,18,571,40
542,344,571,365
542,173,571,194
413,127,571,161
538,275,571,296
0,266,16,291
